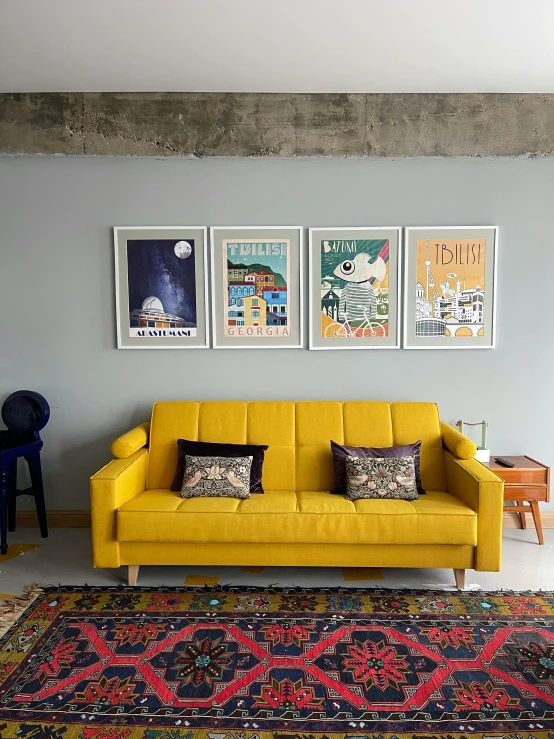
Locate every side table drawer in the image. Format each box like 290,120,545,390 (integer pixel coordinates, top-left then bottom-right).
496,468,547,485
504,486,548,502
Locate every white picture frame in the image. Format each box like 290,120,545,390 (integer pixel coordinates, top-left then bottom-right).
114,226,209,349
210,226,304,349
403,226,498,349
308,227,402,350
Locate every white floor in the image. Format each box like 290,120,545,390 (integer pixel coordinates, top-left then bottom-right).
1,527,553,595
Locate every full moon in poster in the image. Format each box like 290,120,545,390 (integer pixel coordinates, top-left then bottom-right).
174,240,192,259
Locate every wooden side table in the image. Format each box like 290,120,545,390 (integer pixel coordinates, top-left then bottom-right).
484,456,550,545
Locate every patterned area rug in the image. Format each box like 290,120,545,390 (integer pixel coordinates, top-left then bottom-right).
1,586,554,739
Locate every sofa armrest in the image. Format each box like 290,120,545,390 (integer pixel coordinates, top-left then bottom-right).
441,422,477,459
111,422,150,459
444,450,504,571
90,448,148,568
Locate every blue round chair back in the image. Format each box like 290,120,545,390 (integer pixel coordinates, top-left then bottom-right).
2,391,50,437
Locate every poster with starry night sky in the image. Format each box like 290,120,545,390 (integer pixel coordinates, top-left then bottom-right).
127,239,197,337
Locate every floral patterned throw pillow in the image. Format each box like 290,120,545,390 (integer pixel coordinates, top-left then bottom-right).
345,455,419,501
179,455,253,499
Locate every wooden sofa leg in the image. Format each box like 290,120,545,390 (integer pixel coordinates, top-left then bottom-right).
453,569,465,590
128,565,140,586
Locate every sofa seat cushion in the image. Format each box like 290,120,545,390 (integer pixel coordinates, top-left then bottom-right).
117,489,477,546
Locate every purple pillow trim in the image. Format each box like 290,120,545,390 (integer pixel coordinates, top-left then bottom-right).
330,439,426,496
170,439,268,494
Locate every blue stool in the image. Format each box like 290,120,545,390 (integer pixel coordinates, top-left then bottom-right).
0,391,50,555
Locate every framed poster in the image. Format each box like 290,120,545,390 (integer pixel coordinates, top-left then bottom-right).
403,226,498,349
210,227,303,349
114,227,209,349
308,227,402,350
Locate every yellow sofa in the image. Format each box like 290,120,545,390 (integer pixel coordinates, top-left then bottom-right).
90,401,504,588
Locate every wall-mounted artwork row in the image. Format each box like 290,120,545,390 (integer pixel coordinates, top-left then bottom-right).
113,226,497,350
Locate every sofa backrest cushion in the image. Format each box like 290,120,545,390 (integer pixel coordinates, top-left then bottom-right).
147,401,295,491
391,402,445,492
295,401,393,491
147,400,445,493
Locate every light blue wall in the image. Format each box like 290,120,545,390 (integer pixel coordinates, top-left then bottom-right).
1,156,553,510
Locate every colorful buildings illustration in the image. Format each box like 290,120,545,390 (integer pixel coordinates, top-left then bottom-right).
248,269,275,295
244,295,267,326
227,261,286,328
263,287,287,325
227,299,245,326
227,295,269,326
227,262,250,282
227,263,275,294
229,282,256,302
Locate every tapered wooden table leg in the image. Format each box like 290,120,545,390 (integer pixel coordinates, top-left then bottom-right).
128,565,140,586
530,500,544,545
519,510,527,529
453,569,466,590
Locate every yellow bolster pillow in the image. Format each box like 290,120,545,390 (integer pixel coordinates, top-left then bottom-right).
111,422,150,459
441,422,477,460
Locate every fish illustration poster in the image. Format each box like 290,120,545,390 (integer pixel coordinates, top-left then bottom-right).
320,239,390,339
223,240,291,337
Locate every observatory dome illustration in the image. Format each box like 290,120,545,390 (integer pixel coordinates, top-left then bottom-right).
130,296,192,330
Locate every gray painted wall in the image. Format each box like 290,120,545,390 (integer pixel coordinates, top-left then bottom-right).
1,156,553,511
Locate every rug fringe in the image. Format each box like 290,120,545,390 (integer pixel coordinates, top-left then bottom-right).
0,583,44,639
